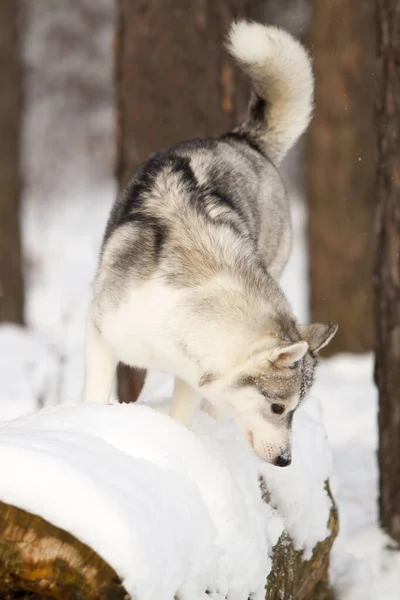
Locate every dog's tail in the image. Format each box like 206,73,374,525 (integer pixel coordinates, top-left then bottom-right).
227,20,313,164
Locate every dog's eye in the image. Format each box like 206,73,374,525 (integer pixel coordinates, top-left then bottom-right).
271,403,285,415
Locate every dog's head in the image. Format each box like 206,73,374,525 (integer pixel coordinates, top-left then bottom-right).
200,323,337,465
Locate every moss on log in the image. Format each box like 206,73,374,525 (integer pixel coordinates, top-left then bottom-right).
0,481,339,599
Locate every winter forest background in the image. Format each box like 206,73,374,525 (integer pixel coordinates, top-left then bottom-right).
0,1,400,599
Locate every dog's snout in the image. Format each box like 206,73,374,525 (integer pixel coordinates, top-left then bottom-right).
275,455,291,467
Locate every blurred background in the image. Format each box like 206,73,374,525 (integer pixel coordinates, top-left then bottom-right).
0,0,377,409
0,1,399,597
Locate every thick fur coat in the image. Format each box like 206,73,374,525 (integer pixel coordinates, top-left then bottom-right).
83,21,337,465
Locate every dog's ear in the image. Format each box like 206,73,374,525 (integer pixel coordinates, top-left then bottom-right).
269,341,309,367
298,323,338,353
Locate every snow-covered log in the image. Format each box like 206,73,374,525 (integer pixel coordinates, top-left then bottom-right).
0,398,338,600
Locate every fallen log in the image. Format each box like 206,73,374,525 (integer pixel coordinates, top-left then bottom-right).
0,486,338,599
0,402,339,599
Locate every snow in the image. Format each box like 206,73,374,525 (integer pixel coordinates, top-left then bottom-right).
22,183,115,406
0,396,333,599
4,189,398,599
3,326,399,599
0,406,221,600
315,356,400,600
0,4,397,596
259,396,332,558
0,325,59,421
2,176,398,596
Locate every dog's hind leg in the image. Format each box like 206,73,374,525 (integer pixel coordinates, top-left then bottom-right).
170,377,200,427
83,312,117,404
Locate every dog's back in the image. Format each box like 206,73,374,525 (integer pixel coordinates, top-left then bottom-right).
101,136,286,293
98,21,313,296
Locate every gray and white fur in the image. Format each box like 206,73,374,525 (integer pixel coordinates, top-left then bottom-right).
83,20,338,466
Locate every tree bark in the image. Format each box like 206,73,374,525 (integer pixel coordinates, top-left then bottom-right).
115,0,249,402
307,1,377,354
0,501,128,599
374,0,400,543
0,0,24,324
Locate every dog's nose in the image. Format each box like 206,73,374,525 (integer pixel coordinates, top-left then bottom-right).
275,455,291,467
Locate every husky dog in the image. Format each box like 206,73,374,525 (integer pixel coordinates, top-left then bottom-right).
83,20,337,466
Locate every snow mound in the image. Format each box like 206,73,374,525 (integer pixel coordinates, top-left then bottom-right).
0,325,59,421
0,398,332,600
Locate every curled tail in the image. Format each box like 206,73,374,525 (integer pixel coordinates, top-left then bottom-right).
227,20,314,164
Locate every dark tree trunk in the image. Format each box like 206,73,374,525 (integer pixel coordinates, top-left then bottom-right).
307,1,376,355
0,0,24,324
115,0,249,402
374,0,400,543
249,0,311,40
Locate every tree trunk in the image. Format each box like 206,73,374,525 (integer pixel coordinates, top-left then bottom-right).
0,0,24,324
307,1,376,355
374,0,400,543
115,0,250,402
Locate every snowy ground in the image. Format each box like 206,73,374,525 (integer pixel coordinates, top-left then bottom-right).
1,182,399,597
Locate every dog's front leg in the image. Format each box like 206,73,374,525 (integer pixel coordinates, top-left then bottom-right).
170,377,200,427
